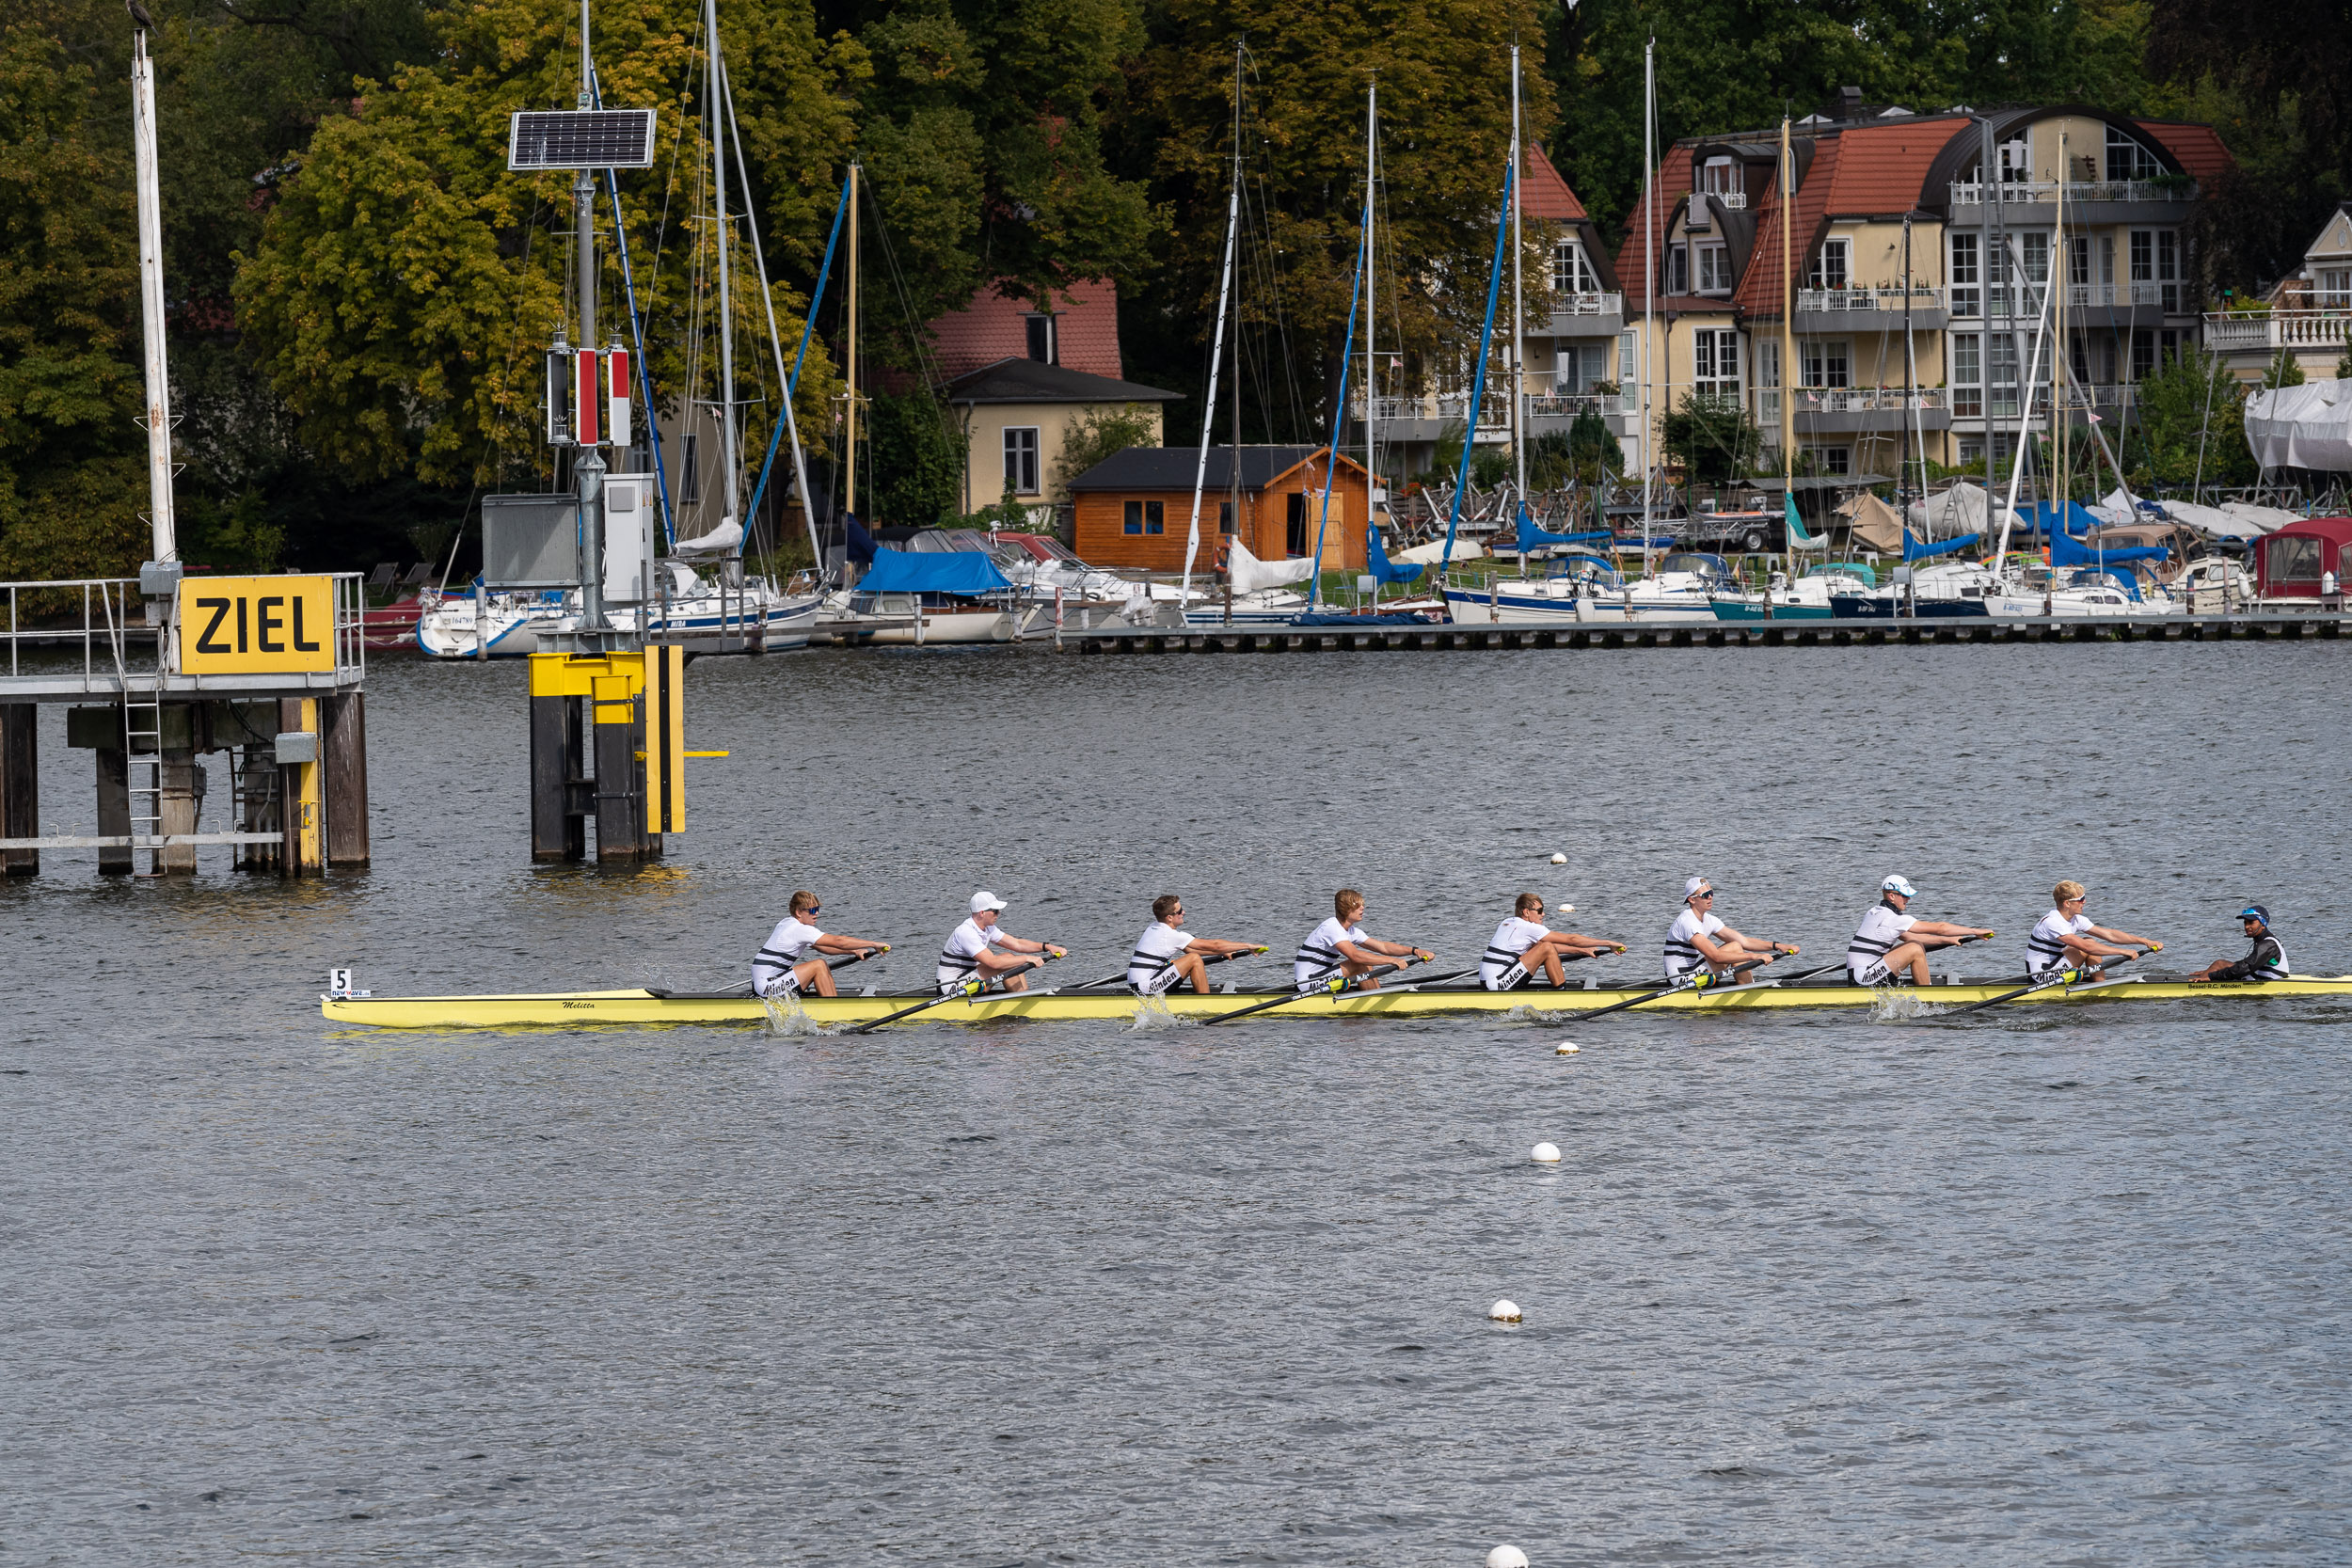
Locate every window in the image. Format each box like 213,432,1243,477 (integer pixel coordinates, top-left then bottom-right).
1807,238,1851,291
1959,438,1984,467
1617,330,1637,384
1949,232,1979,316
2067,235,2091,289
2099,234,2115,285
1701,156,1738,195
1218,499,1235,534
1802,339,1849,388
1756,339,1779,427
1998,135,2030,182
2132,329,2155,381
1122,499,1166,535
1696,245,1731,293
1024,315,1056,364
1552,239,1597,295
2158,230,2181,311
677,431,701,505
2020,231,2049,284
1004,426,1041,495
1988,331,2021,418
2319,268,2352,309
1692,328,1740,397
2130,230,2153,282
2105,125,2163,182
2072,333,2093,387
2266,533,2323,585
1667,245,1690,295
1951,332,1981,418
1809,445,1851,475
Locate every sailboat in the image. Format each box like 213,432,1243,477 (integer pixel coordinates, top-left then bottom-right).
418,0,821,657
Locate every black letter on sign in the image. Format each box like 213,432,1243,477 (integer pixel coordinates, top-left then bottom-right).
195,598,232,654
293,594,321,653
237,596,248,653
258,596,286,654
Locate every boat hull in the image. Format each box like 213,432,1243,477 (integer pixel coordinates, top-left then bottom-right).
320,974,2351,1030
1441,587,1718,627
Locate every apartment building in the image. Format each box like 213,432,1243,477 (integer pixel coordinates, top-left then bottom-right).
1614,95,2230,482
2205,202,2352,384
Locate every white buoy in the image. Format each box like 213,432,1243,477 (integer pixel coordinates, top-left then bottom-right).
1488,1298,1521,1323
1554,1040,1580,1055
1531,1141,1561,1163
1558,903,1574,913
1488,1545,1531,1568
1549,852,1566,864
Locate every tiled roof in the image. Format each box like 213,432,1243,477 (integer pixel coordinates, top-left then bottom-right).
1613,144,1694,311
1818,119,1971,215
2135,119,2233,184
1068,445,1363,494
1522,144,1587,221
1730,137,1838,318
928,277,1124,379
942,357,1182,405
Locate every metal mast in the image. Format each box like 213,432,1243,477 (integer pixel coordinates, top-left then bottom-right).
845,163,860,518
1180,42,1243,616
1780,115,1794,534
1641,37,1656,561
1510,45,1526,523
1364,77,1377,563
130,25,176,570
705,0,739,549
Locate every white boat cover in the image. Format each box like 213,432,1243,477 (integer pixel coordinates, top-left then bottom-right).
1226,538,1318,594
674,516,744,556
2245,382,2352,472
1904,481,1989,539
2223,500,2305,533
1392,537,1486,564
2160,500,2273,540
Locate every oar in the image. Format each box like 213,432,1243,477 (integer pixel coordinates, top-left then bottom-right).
1065,946,1267,992
1946,949,2137,1017
653,945,890,1000
1200,958,1419,1027
849,952,1057,1035
1567,956,1772,1022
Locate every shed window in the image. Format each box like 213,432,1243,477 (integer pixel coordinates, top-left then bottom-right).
1122,499,1165,535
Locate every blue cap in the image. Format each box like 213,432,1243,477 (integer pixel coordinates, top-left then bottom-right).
2238,904,2268,925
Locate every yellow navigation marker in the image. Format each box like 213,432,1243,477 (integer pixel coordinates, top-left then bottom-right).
179,575,336,673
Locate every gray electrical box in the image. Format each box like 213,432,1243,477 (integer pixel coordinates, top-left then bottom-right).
482,493,580,590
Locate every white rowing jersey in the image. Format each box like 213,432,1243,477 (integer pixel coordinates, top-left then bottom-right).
1663,909,1728,978
1846,903,1917,982
937,916,1014,990
2026,909,2094,974
1127,921,1194,993
1481,917,1550,990
753,914,824,994
1295,918,1371,990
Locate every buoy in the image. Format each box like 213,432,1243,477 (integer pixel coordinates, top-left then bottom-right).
1558,903,1574,913
1488,1298,1521,1323
1549,852,1566,864
1531,1141,1561,1163
1555,1040,1580,1055
1488,1545,1531,1568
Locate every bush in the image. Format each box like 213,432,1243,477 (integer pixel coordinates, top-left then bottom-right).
1662,392,1763,484
1051,404,1159,499
863,391,964,527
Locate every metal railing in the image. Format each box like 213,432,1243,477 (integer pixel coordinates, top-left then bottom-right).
1949,178,2198,207
1797,286,1946,313
2202,310,2352,352
1547,291,1624,318
2,573,367,694
1525,392,1632,419
1789,388,1948,414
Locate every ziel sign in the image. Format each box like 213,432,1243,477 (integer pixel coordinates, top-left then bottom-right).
179,576,337,674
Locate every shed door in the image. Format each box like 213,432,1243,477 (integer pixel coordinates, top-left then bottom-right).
1286,493,1309,558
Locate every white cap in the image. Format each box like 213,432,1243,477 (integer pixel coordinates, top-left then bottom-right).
1683,877,1714,901
969,890,1008,914
1882,874,1918,897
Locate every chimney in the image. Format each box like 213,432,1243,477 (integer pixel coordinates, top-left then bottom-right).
1838,87,1863,121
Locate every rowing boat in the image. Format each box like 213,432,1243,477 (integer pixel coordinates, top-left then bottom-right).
319,974,2352,1030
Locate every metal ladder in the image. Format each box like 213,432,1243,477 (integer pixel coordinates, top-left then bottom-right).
103,582,168,874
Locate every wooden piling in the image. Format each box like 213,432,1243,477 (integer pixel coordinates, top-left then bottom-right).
319,690,370,867
1,704,37,877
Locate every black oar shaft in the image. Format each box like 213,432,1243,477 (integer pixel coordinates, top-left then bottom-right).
1200,960,1414,1026
1947,951,2135,1017
1569,958,1766,1022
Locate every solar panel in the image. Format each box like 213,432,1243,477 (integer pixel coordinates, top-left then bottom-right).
506,109,658,170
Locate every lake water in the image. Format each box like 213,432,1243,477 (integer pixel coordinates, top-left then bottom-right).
5,642,2347,1563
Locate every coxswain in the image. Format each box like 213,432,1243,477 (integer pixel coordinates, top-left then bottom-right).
1293,889,1432,991
1127,895,1263,995
1664,878,1793,983
936,891,1064,995
1845,875,1994,986
2025,880,2159,975
1480,892,1626,990
2188,904,2289,984
751,890,889,998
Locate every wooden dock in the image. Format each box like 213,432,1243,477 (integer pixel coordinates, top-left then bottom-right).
1052,613,2350,655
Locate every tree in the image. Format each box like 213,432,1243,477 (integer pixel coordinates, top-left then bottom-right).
235,0,854,491
1662,391,1761,483
1528,409,1623,487
2128,346,2254,487
2262,345,2306,388
1050,402,1156,498
860,388,962,525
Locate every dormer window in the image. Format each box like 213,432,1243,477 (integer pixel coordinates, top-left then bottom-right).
1552,239,1597,295
1700,156,1738,195
1697,245,1732,293
1025,313,1057,364
2104,126,2164,182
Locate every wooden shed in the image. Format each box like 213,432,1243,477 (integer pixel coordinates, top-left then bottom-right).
1067,446,1375,573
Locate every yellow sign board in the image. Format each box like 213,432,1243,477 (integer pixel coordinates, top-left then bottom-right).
179,576,337,673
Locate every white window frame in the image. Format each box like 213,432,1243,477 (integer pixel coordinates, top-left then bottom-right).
1802,339,1850,389
1003,426,1041,496
1692,328,1741,399
1808,238,1851,291
1701,156,1738,195
1698,245,1732,293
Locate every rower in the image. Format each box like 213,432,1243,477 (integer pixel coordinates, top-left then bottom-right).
1480,892,1626,990
2189,904,2289,984
1294,889,1432,992
1127,895,1263,996
752,890,889,999
1845,875,1993,987
1664,878,1793,983
2026,880,2160,975
936,891,1065,995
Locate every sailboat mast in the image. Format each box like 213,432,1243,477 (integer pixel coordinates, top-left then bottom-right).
1641,37,1655,561
846,164,860,518
1228,46,1242,590
2054,133,2068,510
1510,46,1526,517
707,0,739,537
129,26,175,567
1780,116,1794,537
1365,78,1377,566
1181,42,1243,615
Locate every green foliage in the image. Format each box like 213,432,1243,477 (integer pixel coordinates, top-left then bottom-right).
861,388,962,525
1528,409,1624,487
2126,347,2254,488
2261,346,2306,389
1662,392,1762,485
1051,403,1157,497
958,482,1034,532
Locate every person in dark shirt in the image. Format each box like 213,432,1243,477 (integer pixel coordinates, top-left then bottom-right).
2189,905,2291,984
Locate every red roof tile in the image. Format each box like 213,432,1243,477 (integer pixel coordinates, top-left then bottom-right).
1613,144,1694,311
1817,119,1971,216
1729,137,1840,319
2136,119,2233,184
1521,144,1587,221
927,277,1123,380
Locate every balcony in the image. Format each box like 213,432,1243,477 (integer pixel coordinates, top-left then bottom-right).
1948,177,2199,213
1795,285,1948,333
1541,291,1624,335
1788,386,1951,434
1947,282,2194,321
1347,389,1632,446
2203,309,2352,354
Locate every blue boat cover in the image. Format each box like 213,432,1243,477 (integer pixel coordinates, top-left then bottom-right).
1515,509,1612,554
856,546,1009,595
844,512,878,565
1290,611,1428,626
2025,500,2105,540
1902,530,1980,562
2048,523,2167,569
1366,523,1425,586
